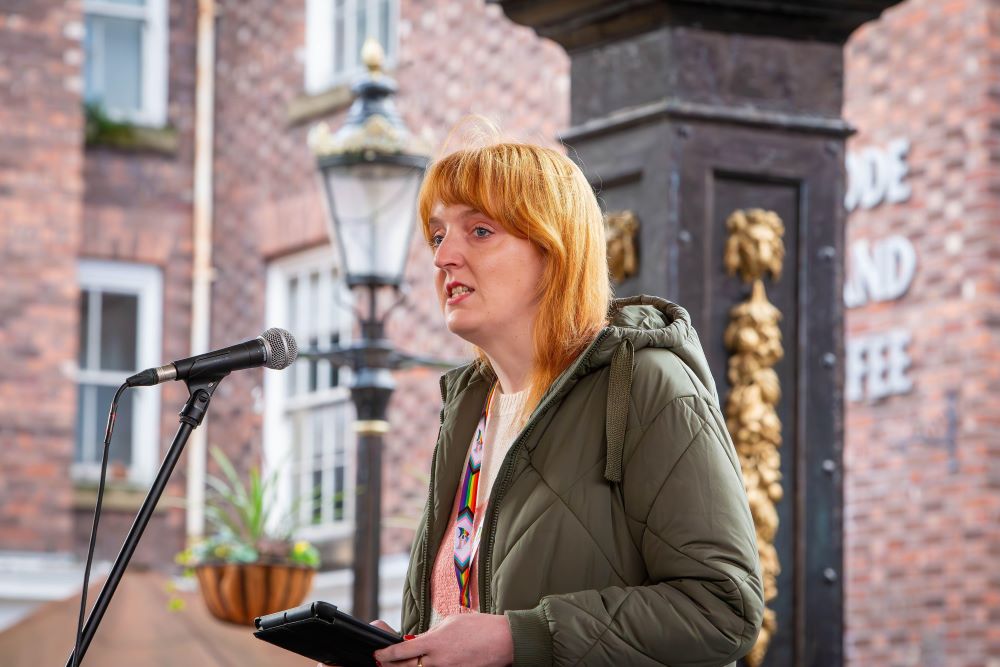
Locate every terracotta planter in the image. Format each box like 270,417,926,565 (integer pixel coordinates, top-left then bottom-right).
194,562,316,626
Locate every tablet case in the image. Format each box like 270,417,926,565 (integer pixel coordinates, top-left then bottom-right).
253,601,403,667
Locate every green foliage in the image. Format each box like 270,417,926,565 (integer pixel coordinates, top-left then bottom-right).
83,101,136,147
177,446,320,570
83,101,178,153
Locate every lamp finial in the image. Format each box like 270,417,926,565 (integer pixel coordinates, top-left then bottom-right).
362,38,384,74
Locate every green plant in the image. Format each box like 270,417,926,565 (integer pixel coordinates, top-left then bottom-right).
176,446,320,570
83,101,136,147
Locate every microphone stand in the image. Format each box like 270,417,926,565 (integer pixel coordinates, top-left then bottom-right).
66,374,226,666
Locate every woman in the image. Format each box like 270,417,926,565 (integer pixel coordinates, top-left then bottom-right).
370,141,763,667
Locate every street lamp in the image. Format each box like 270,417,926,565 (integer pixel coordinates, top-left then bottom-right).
307,38,432,622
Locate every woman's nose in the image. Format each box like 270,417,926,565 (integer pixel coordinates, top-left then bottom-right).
433,233,462,269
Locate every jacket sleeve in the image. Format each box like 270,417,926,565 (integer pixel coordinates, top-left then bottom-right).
505,395,764,667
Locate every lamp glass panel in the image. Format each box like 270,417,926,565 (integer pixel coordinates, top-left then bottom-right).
324,161,423,283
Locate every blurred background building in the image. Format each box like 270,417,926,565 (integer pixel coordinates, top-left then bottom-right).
843,2,1000,664
0,0,996,665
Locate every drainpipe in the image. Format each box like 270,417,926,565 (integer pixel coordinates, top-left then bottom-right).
187,0,216,541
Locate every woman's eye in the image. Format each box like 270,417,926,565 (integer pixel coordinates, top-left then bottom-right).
473,226,493,239
430,233,444,248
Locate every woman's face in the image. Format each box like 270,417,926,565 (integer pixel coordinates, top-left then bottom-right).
428,202,546,349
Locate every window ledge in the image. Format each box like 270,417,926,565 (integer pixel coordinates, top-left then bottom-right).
73,481,168,513
287,63,400,127
287,84,355,127
85,124,180,156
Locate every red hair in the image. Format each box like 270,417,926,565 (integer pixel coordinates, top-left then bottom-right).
417,142,611,418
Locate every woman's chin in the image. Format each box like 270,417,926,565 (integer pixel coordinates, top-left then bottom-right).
444,314,483,344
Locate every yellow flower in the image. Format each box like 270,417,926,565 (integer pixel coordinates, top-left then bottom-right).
293,541,310,555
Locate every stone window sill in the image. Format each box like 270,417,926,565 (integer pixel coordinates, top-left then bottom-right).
287,65,399,128
287,83,355,127
73,480,170,513
84,124,180,156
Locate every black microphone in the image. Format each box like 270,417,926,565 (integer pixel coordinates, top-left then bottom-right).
126,327,298,387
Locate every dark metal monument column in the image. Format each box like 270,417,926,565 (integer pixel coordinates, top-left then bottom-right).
496,2,903,665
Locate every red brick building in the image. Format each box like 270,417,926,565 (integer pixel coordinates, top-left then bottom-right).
0,0,567,631
843,0,1000,664
1,0,997,663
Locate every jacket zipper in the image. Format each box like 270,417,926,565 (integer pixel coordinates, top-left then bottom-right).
417,375,449,633
478,328,613,613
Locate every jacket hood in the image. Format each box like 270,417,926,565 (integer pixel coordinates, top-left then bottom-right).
584,294,718,402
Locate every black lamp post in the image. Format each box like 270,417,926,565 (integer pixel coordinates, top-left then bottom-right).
306,39,434,622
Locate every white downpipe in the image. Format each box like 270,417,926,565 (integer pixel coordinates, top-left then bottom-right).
187,0,216,541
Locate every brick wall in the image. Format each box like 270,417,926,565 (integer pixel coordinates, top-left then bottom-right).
0,2,85,553
70,0,199,565
208,0,569,558
843,0,1000,663
0,0,569,571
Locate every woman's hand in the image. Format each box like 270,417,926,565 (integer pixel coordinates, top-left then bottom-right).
373,614,513,667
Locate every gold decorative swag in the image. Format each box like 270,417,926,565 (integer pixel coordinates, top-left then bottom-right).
723,208,785,667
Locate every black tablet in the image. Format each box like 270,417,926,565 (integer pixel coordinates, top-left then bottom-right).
253,601,403,666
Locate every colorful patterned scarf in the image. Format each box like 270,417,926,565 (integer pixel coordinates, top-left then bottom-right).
453,383,498,608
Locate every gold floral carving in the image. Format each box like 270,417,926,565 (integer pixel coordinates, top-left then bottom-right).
605,210,639,283
723,208,785,667
724,208,785,283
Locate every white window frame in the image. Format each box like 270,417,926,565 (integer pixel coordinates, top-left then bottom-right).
304,0,400,94
83,0,169,126
264,245,356,541
74,260,163,486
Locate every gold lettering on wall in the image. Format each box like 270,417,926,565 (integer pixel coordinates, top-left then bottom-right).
723,208,785,667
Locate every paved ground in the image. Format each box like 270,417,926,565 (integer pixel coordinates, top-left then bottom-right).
0,569,314,666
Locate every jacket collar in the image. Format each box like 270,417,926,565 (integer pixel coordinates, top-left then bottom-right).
438,294,710,408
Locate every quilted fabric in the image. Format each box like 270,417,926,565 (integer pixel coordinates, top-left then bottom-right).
401,295,764,666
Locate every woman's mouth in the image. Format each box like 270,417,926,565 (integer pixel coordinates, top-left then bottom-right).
446,284,475,306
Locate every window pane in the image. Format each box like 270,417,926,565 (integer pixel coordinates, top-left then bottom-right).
310,411,327,523
311,468,323,524
287,277,299,396
103,0,146,6
356,0,367,45
79,291,91,368
103,384,134,465
330,332,341,387
379,0,391,55
84,15,143,115
75,383,134,466
277,255,355,531
333,464,345,521
307,336,319,392
334,402,349,522
333,0,346,74
74,384,95,464
99,292,138,371
287,401,354,528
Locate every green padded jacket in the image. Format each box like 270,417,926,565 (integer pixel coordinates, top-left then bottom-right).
401,295,764,666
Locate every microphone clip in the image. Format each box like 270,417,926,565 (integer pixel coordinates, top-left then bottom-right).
178,374,227,427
